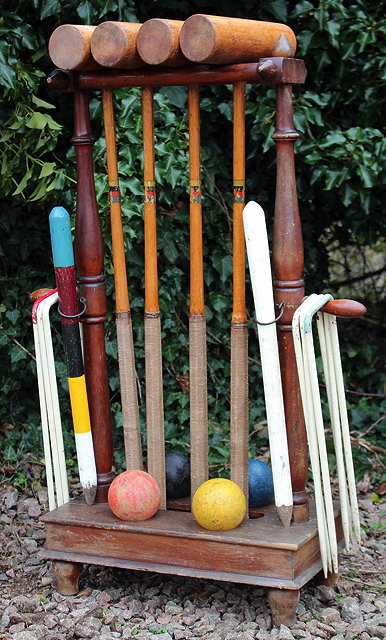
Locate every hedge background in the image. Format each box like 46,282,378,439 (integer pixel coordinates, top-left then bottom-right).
0,0,384,487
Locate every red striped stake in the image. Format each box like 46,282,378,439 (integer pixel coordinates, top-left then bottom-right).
49,206,97,505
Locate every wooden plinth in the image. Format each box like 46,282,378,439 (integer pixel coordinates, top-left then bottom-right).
42,499,342,590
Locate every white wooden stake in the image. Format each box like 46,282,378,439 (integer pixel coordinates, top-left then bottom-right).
33,312,56,511
317,312,351,549
293,298,330,576
243,201,293,527
324,313,361,541
33,291,69,509
301,299,338,574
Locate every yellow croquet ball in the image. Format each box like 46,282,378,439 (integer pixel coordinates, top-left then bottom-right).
192,478,247,530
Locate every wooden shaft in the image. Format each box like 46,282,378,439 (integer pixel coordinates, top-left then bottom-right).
102,88,143,471
142,87,166,506
142,87,159,314
180,15,296,65
230,82,248,504
49,25,99,70
47,58,307,92
137,19,189,66
91,22,143,69
188,84,209,495
188,85,204,316
272,84,308,523
232,82,246,323
72,90,114,502
102,89,130,313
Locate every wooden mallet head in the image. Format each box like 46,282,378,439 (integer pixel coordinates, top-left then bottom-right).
48,24,98,70
91,21,143,68
137,19,190,66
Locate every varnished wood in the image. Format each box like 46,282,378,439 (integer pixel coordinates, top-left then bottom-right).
72,89,114,501
137,19,189,67
230,82,248,502
188,85,208,494
49,25,99,71
267,587,300,627
42,499,343,591
180,15,296,64
52,560,83,595
47,59,307,92
142,87,166,507
91,22,143,69
272,84,308,523
321,298,367,318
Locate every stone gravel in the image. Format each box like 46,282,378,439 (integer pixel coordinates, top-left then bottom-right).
0,482,384,640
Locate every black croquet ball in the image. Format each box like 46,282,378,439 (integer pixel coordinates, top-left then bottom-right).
165,451,191,499
248,459,274,508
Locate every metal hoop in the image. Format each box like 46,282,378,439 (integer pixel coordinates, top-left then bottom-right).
255,301,285,326
58,297,87,319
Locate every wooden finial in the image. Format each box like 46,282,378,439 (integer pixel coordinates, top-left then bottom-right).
273,34,295,58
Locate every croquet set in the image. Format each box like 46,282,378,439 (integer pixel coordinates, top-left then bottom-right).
31,15,367,627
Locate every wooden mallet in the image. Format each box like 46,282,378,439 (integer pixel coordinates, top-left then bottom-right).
102,88,143,471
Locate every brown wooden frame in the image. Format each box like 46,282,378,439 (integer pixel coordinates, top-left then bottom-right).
42,58,349,627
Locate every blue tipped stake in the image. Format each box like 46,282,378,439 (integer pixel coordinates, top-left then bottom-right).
49,206,74,269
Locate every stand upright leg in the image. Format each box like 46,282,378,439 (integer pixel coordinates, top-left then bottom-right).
272,84,309,523
72,87,114,502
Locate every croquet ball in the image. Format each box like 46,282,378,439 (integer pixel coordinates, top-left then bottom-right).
248,459,274,508
108,470,161,521
192,478,246,530
165,451,190,499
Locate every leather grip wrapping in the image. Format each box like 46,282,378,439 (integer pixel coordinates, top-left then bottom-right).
189,315,208,496
145,312,166,508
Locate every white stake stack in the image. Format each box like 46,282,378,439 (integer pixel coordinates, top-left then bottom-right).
292,294,361,576
243,201,293,527
32,290,70,511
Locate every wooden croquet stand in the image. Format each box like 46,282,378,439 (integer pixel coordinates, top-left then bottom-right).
41,57,349,628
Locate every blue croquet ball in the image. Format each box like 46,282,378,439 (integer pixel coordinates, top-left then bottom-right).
248,459,274,508
165,451,190,499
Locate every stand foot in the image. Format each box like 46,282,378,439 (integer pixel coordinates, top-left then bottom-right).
312,570,338,588
267,587,300,627
53,560,83,595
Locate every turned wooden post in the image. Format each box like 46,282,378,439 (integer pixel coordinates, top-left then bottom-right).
272,83,309,522
72,86,114,502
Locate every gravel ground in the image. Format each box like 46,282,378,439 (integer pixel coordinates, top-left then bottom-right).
0,478,384,640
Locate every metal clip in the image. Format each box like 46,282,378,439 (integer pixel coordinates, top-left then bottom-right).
58,297,87,319
255,301,285,326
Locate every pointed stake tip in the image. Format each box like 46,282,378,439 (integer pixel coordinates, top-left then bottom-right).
277,504,293,528
83,484,97,505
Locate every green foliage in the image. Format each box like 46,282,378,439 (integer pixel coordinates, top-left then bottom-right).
0,0,385,482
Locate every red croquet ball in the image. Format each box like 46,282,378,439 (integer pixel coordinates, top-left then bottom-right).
108,470,161,521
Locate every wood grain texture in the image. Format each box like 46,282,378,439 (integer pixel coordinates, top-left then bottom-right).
43,500,343,587
49,25,99,70
188,85,208,496
230,82,248,502
102,88,142,471
47,59,307,92
72,90,114,502
180,15,296,64
91,22,143,68
52,560,83,595
137,19,189,66
272,84,308,523
142,86,166,506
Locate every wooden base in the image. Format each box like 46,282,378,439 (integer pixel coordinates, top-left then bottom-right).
42,499,342,627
